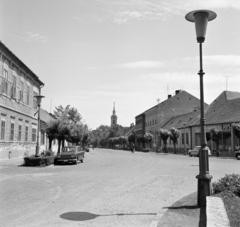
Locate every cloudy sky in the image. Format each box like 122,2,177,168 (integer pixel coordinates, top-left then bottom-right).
1,0,239,129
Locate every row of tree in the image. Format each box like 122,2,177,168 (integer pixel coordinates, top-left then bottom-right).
45,105,90,153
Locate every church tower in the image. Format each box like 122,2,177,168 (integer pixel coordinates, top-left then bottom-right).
111,102,117,127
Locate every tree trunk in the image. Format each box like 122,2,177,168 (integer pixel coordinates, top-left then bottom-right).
62,139,65,149
164,141,168,153
216,140,219,150
48,138,53,150
57,139,61,154
174,143,176,154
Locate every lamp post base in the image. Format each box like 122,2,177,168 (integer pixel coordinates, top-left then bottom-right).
196,174,212,207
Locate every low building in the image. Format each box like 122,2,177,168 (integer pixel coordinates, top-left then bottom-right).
161,91,240,156
135,89,207,150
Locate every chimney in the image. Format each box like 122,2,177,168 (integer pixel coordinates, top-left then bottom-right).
168,95,172,99
175,90,180,95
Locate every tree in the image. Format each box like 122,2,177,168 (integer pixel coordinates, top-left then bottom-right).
169,127,180,154
57,120,71,153
232,123,240,139
144,132,154,149
128,132,136,146
45,120,59,150
159,128,170,153
67,124,84,145
54,105,81,123
209,127,221,151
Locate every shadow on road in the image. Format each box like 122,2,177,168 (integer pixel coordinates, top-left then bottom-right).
60,211,157,221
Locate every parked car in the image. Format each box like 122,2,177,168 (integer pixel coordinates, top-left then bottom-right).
54,146,84,165
235,151,240,160
188,146,211,157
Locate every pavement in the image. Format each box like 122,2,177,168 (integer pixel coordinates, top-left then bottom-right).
0,157,231,227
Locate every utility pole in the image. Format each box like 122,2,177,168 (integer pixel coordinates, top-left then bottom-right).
225,75,233,91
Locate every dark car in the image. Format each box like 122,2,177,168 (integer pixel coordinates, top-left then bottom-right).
54,146,84,165
235,151,240,160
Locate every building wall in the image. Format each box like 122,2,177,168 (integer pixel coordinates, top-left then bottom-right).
0,42,44,159
145,106,158,148
135,113,145,137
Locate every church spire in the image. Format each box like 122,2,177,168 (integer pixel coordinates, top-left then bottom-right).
113,102,116,115
111,101,117,127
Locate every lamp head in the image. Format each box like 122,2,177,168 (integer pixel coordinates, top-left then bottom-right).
34,95,45,106
185,10,217,43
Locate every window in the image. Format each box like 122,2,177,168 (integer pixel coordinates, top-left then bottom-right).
1,121,6,140
33,91,38,109
186,133,189,145
3,67,8,93
10,123,14,141
41,131,45,145
27,86,30,105
25,126,28,141
182,133,185,145
32,128,37,142
11,76,17,98
18,125,22,141
20,80,24,102
3,67,8,81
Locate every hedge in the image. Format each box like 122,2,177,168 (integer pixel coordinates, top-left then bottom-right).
24,155,55,167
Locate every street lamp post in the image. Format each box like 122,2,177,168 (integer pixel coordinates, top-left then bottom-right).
185,9,217,207
183,123,186,155
34,95,45,157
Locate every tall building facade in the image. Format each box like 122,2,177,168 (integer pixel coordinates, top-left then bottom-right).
110,102,117,127
0,42,44,159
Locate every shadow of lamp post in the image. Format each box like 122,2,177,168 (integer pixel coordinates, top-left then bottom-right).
34,95,45,157
185,9,217,207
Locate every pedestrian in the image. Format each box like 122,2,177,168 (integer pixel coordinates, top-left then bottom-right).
131,143,135,153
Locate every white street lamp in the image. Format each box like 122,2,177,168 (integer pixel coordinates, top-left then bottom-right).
185,9,217,207
34,95,45,156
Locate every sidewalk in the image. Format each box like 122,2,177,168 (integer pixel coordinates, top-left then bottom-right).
0,157,24,166
156,192,230,227
157,192,203,227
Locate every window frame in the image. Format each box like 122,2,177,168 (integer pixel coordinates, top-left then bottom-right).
32,127,37,142
1,120,6,140
25,126,28,142
18,124,22,141
10,122,15,141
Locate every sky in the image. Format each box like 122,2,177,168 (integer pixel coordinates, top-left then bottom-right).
0,0,239,130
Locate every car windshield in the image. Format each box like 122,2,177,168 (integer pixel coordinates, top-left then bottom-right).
62,147,75,152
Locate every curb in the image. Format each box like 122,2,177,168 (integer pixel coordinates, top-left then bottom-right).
207,197,230,227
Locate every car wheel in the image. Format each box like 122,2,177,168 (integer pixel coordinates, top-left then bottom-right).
236,154,240,160
80,158,84,163
75,157,78,165
189,153,192,157
54,159,58,165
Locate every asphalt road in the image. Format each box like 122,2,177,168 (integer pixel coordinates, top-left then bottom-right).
0,148,239,227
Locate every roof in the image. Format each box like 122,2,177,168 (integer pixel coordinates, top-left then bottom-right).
124,125,136,137
40,108,55,123
192,91,240,125
0,41,44,86
162,110,200,129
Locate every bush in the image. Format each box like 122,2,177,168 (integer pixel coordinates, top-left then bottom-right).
24,155,55,167
212,174,240,197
